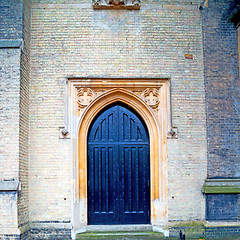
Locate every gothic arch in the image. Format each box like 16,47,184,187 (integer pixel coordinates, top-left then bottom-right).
77,88,167,225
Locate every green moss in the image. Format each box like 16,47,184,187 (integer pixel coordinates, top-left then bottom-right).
203,179,240,193
166,221,206,228
76,232,165,239
203,186,240,194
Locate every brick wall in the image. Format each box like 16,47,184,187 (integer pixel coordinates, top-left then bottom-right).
203,0,240,179
0,0,29,238
0,48,21,236
0,0,23,181
206,194,240,221
0,192,19,237
29,0,207,224
18,0,31,233
0,0,23,40
202,0,240,221
0,49,21,181
205,226,240,239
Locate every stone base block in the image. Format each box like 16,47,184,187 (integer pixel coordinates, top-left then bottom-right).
30,228,71,240
205,226,240,239
168,222,240,240
0,235,20,240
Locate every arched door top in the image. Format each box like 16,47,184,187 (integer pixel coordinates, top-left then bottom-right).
78,88,159,140
88,102,149,142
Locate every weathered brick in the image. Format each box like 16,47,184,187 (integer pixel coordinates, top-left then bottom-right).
202,0,240,221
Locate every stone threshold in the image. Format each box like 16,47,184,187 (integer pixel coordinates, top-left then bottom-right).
74,225,169,240
85,225,153,232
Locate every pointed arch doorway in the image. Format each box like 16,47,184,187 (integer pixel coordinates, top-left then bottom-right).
87,103,150,224
68,79,170,234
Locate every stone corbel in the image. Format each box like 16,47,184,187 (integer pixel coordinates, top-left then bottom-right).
59,127,70,139
167,127,178,139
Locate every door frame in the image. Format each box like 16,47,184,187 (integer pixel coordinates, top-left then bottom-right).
66,78,171,234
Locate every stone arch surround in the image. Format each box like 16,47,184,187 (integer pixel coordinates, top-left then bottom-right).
66,78,170,236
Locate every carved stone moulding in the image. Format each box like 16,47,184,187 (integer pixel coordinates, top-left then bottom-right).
71,78,168,112
77,88,96,109
93,0,141,10
141,88,160,109
76,87,161,111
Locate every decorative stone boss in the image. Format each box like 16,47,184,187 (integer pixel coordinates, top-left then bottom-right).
93,0,141,10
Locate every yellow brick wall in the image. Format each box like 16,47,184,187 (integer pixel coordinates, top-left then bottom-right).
30,0,207,223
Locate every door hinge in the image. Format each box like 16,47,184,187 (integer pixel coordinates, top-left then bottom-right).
148,211,150,216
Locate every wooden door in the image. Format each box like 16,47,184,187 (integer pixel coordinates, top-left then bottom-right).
87,103,150,224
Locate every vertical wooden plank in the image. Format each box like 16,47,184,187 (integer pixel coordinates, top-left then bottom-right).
123,113,128,140
130,118,136,140
101,119,106,141
108,114,113,141
108,147,113,213
94,147,99,213
131,147,136,212
101,147,106,212
138,146,144,212
98,146,102,213
136,146,139,212
124,146,129,212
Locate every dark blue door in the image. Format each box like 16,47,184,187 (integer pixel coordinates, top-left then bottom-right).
88,103,150,224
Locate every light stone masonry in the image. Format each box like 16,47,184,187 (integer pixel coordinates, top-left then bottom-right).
0,49,21,181
0,48,21,236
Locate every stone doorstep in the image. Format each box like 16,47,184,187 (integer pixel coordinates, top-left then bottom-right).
78,232,164,236
74,222,240,239
74,225,168,240
76,232,165,240
85,225,153,232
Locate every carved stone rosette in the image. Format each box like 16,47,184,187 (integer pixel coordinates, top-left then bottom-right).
76,87,161,111
141,88,160,109
77,88,96,109
93,0,140,10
